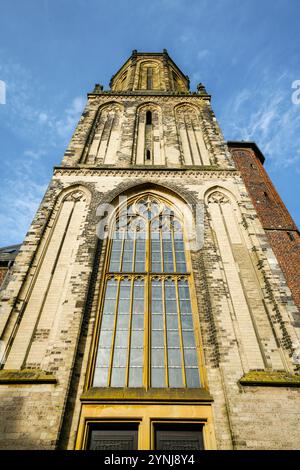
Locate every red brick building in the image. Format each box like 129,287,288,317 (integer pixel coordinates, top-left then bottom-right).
228,141,300,312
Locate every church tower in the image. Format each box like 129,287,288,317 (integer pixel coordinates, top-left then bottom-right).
0,50,300,450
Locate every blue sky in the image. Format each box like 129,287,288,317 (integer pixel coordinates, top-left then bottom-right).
0,0,299,246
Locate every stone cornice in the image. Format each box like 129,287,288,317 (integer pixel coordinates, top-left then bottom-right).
53,166,239,179
87,92,211,102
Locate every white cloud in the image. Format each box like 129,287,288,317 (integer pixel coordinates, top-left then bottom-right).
56,96,85,138
38,112,48,123
0,164,47,245
220,72,300,170
0,53,88,245
0,53,86,147
197,49,210,60
23,149,47,160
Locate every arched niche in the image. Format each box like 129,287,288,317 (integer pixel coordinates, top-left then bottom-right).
175,104,210,166
204,186,286,372
134,103,165,165
82,102,124,165
135,60,164,91
4,185,91,370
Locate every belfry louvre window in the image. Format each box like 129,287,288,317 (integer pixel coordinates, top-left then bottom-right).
93,194,201,389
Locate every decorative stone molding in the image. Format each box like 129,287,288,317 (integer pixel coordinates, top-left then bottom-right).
64,190,87,202
87,94,211,103
54,167,240,180
207,191,230,204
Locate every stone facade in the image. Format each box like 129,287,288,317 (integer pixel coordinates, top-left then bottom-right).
0,51,299,450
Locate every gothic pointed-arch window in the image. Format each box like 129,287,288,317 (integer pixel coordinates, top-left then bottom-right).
92,193,202,389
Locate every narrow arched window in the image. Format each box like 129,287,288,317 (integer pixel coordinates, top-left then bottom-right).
146,110,152,125
92,194,201,389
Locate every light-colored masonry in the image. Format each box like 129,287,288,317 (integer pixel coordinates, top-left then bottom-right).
0,52,299,450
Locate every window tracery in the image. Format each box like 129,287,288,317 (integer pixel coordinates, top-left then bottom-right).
92,194,201,389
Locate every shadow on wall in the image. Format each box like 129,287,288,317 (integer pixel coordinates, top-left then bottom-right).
0,394,48,449
57,238,104,450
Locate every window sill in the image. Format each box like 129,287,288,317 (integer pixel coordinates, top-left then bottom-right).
239,370,300,387
81,387,213,404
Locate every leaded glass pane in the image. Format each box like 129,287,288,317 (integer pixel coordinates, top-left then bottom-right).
128,367,143,387
181,315,194,329
167,330,180,348
103,299,115,313
151,368,166,388
111,367,126,387
131,330,144,348
166,315,178,330
184,348,198,367
109,240,122,272
122,239,134,272
168,368,183,387
132,314,144,329
132,280,144,312
151,348,165,367
152,300,163,313
180,299,192,314
152,314,163,330
165,281,176,299
130,348,143,366
114,331,128,348
98,329,114,348
182,331,196,348
135,237,146,272
185,368,200,388
96,348,111,367
116,314,130,329
165,300,177,314
151,231,161,272
93,367,109,387
113,348,128,367
133,298,144,313
101,314,115,330
152,330,164,347
162,234,174,272
128,279,145,386
168,348,182,367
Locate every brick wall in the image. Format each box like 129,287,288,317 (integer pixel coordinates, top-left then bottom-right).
229,143,300,310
